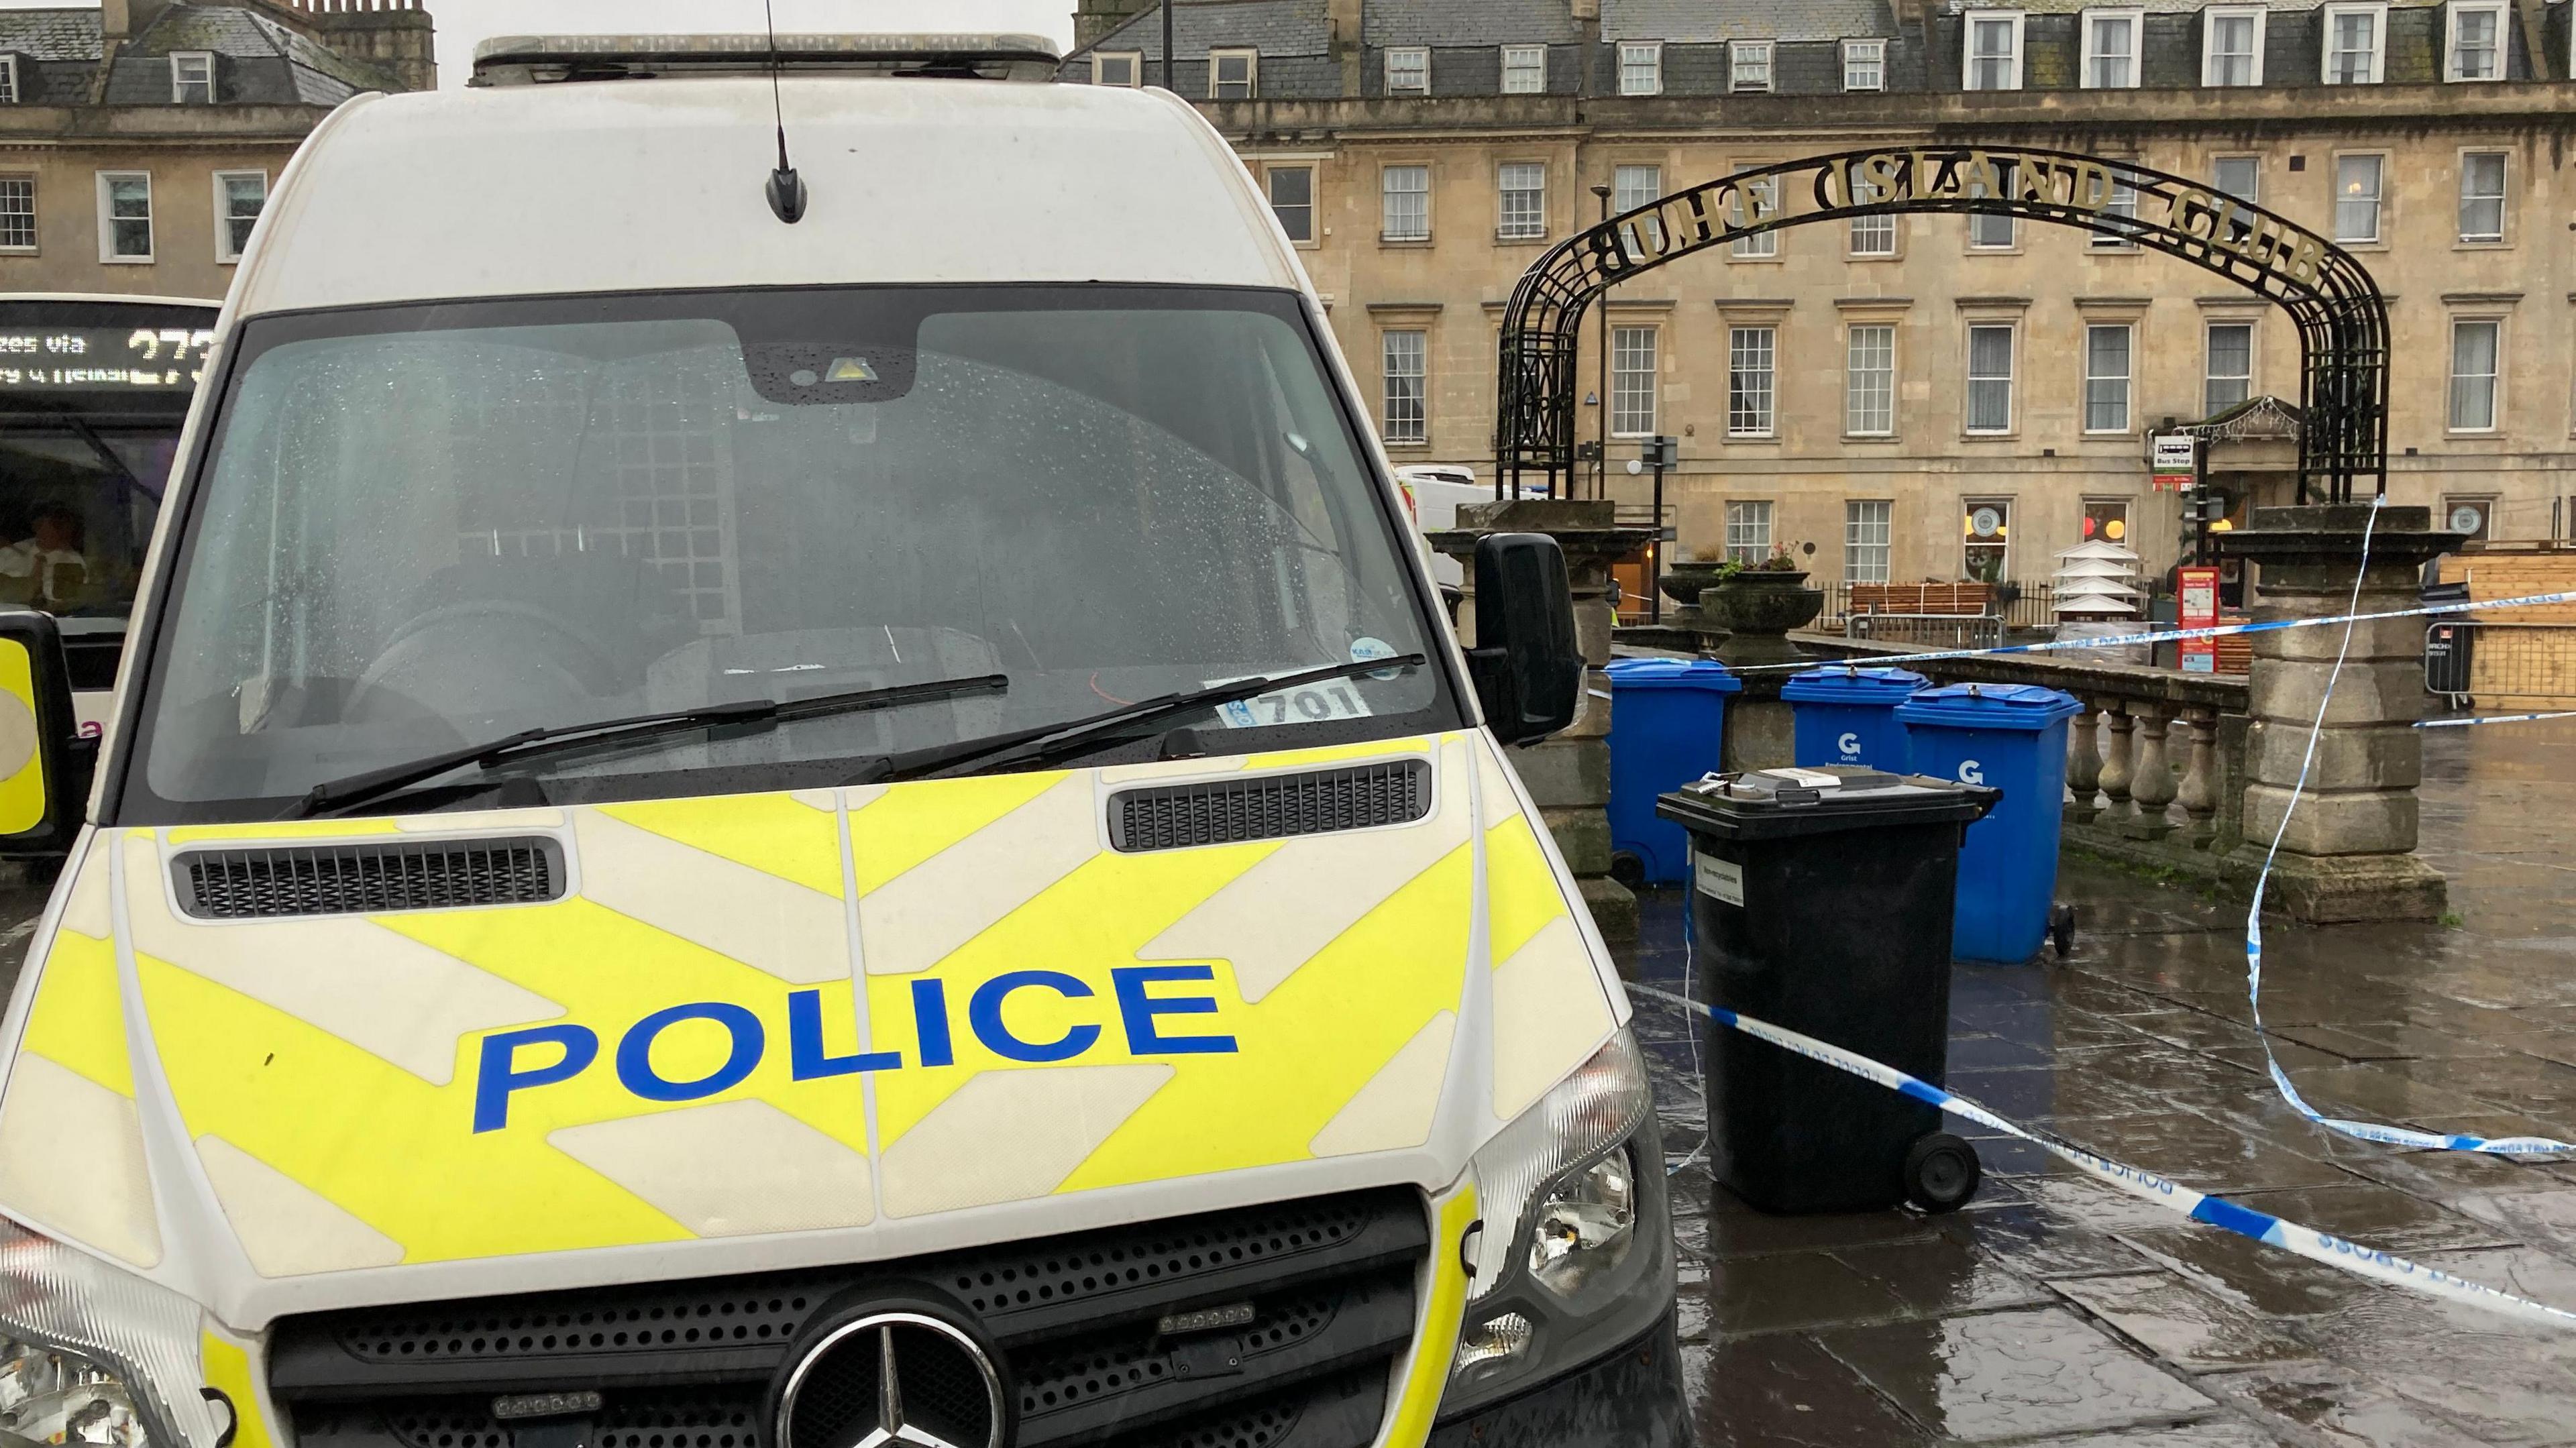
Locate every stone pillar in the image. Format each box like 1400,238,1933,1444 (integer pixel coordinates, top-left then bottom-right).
2218,504,2463,922
1430,500,1654,943
2064,706,2103,826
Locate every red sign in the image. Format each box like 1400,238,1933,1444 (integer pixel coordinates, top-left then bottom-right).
2178,565,2220,674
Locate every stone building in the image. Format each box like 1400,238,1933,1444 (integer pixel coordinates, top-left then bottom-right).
1064,0,2576,595
0,0,434,302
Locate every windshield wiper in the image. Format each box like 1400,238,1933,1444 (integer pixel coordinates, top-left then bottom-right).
290,673,1008,819
847,655,1428,787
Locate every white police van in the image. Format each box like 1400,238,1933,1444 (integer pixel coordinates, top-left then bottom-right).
0,34,1686,1448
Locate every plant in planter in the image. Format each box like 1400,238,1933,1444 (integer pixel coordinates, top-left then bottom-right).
1657,543,1734,606
1701,541,1824,652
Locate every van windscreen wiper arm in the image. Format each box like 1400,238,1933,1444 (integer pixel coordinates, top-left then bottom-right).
848,655,1427,787
290,673,1008,819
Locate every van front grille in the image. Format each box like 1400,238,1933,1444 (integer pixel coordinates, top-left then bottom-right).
171,838,566,920
1108,762,1430,852
268,1188,1426,1448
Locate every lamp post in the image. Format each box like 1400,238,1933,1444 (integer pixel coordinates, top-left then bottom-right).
1591,182,1613,502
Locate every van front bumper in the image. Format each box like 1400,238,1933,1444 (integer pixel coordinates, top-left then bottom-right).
1425,1306,1692,1448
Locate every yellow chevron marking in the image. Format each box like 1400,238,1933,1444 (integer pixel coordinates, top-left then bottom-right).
194,1134,404,1276
16,926,130,1097
573,813,849,985
1383,1186,1478,1447
1484,814,1570,967
201,1335,274,1448
1491,915,1617,1120
1309,1010,1456,1158
548,1099,873,1235
879,1064,1173,1219
856,774,1099,978
1061,836,1472,1192
0,1055,159,1266
847,771,1065,895
601,792,845,898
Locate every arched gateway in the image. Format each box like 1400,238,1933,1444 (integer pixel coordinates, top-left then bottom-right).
1496,146,2389,504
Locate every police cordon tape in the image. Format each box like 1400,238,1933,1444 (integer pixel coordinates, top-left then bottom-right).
2415,711,2576,729
1720,588,2576,673
1626,981,2576,1331
2237,498,2576,1157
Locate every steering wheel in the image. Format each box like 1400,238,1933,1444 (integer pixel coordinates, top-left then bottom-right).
348,599,625,724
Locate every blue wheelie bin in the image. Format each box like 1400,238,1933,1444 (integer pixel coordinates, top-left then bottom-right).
1894,683,2085,964
1605,658,1742,886
1782,666,1927,770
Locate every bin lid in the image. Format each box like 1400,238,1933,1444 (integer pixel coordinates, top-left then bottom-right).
1780,665,1929,704
1605,657,1743,693
1894,682,2084,731
1656,765,1998,840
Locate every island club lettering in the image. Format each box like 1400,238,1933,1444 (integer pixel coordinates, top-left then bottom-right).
1582,148,2329,293
470,965,1239,1132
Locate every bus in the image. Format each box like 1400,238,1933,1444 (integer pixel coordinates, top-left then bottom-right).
0,292,220,734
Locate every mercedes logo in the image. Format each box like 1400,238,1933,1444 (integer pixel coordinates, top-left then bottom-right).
774,1308,1007,1448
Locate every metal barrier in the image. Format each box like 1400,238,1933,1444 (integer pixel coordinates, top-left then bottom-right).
1849,612,2004,652
2451,621,2576,707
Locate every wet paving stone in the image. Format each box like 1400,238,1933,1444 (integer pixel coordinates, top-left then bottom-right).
2210,1363,2491,1448
1937,1199,2159,1280
1620,723,2576,1440
1815,1306,2217,1441
2049,1271,2322,1370
2219,1182,2513,1254
1831,1235,2055,1317
1682,1334,1935,1448
1701,1249,1914,1334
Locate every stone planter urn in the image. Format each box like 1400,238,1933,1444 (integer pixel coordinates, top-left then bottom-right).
1657,561,1729,607
1701,571,1824,668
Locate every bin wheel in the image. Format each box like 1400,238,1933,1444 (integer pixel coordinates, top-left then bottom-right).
2048,903,2078,958
1609,852,1646,890
1903,1133,1982,1213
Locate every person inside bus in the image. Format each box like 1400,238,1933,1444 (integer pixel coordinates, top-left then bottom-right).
0,506,93,609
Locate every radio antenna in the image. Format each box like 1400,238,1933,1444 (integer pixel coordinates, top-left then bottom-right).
762,0,807,223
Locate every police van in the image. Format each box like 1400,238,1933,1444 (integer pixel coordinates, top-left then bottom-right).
0,34,1686,1448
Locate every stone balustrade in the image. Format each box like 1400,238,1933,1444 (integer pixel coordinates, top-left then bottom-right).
1791,633,2254,877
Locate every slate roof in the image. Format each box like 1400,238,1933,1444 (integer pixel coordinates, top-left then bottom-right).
0,9,106,60
1366,0,1584,46
1603,0,1903,42
1089,0,1334,59
98,2,402,105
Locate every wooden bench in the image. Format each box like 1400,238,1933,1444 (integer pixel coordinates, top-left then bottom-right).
1849,583,1997,616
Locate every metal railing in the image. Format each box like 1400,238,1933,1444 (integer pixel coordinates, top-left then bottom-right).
2430,621,2576,707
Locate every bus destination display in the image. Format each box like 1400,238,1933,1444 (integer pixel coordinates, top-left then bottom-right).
0,327,213,392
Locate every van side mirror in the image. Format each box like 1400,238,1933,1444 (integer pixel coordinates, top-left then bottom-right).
1468,533,1582,745
0,612,86,855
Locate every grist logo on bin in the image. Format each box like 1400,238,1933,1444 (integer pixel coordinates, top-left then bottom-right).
470,966,1238,1132
1837,732,1862,759
1957,760,1986,785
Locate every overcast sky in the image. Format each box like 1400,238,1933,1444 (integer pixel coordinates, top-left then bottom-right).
0,1,1081,85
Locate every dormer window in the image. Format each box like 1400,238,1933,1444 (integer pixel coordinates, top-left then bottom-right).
1618,41,1662,95
2322,3,2385,84
1964,12,2025,90
1385,46,1429,93
1208,48,1257,99
1731,40,1773,91
1092,51,1141,87
1843,38,1886,90
170,51,215,104
0,56,19,105
2446,0,2504,79
1501,44,1548,93
2202,6,2265,85
2083,9,2143,86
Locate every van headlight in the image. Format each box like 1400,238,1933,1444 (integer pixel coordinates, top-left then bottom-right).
1440,1031,1673,1420
0,1219,227,1448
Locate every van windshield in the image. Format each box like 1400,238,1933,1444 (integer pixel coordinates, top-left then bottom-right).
127,286,1454,819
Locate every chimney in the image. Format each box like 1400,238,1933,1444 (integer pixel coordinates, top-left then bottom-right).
1568,0,1599,17
1330,0,1362,95
101,0,174,40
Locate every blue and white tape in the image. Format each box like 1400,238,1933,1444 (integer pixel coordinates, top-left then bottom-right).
1729,586,2576,673
1628,981,2576,1331
2415,711,2576,730
2242,498,2576,1156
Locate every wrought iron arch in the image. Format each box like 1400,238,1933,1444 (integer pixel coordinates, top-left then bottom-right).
1497,145,2387,503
